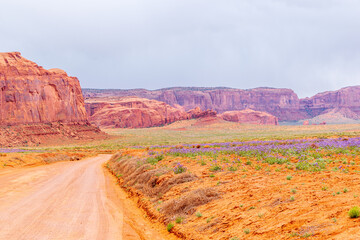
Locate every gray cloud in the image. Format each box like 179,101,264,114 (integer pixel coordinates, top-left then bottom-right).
1,0,360,97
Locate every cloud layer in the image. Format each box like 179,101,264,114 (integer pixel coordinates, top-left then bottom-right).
1,0,360,97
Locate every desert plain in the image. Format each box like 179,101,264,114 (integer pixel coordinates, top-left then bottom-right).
2,52,360,240
2,120,360,240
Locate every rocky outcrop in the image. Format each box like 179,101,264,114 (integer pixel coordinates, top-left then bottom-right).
0,52,106,146
0,52,87,125
86,97,189,128
300,86,360,118
187,107,217,119
83,87,304,121
83,86,360,123
0,123,105,147
86,97,223,128
220,109,278,125
300,108,360,125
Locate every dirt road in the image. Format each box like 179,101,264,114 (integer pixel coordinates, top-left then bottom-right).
0,155,169,240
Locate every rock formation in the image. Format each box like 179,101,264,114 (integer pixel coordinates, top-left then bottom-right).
0,52,105,146
300,108,360,125
86,97,222,128
86,97,189,128
220,109,278,125
0,52,88,125
83,87,305,121
83,85,360,123
86,95,279,128
187,107,217,119
300,86,360,118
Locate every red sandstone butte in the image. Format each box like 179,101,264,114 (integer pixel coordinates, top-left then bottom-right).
0,52,105,147
220,109,278,125
85,97,221,128
187,107,217,119
83,87,305,121
300,86,360,118
0,52,87,125
85,97,189,128
83,85,360,122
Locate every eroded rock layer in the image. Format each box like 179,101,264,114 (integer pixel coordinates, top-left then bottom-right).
300,86,360,118
220,109,278,125
0,123,105,147
86,97,190,128
83,86,360,122
85,97,281,128
0,52,87,125
0,52,106,146
83,87,304,121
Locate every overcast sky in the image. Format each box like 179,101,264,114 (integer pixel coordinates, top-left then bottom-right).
1,0,360,98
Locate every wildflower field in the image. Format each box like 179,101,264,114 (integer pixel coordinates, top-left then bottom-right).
108,123,360,240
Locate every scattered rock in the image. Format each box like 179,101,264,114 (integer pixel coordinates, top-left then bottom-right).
219,109,278,125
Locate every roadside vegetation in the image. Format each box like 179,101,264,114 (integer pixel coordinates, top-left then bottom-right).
3,123,360,239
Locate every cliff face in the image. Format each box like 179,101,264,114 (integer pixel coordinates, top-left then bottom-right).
0,52,107,147
0,52,87,125
86,97,223,128
83,86,360,122
85,97,283,128
86,97,189,128
220,109,278,125
83,87,304,121
300,86,360,118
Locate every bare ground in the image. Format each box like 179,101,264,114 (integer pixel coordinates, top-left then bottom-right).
0,155,173,240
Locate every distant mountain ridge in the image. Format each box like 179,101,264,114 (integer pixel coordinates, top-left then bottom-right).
83,86,360,122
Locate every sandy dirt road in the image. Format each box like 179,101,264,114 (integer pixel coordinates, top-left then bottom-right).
0,155,169,240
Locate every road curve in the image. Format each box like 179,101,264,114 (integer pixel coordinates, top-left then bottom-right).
0,155,166,240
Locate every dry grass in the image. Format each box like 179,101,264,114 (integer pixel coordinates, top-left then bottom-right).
108,152,199,199
160,188,219,221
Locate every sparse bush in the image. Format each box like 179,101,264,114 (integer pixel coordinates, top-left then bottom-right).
175,217,183,223
210,165,221,172
167,222,174,232
200,160,207,166
155,154,164,161
348,206,360,218
228,166,238,171
147,157,159,165
196,212,202,218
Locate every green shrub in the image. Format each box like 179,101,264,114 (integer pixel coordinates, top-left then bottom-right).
167,222,174,232
348,206,360,218
209,165,221,172
147,157,159,165
175,217,183,224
